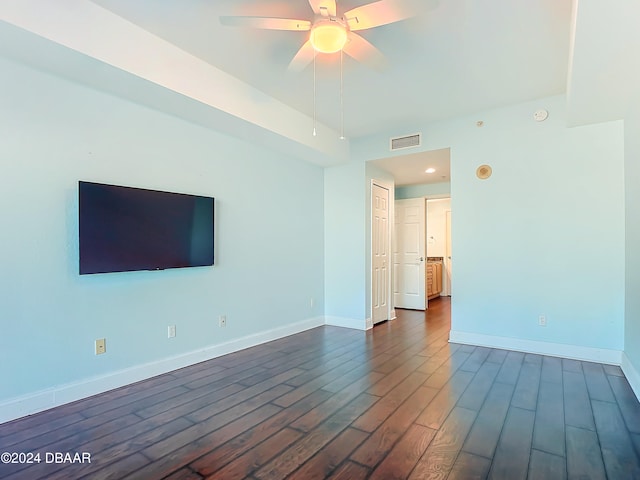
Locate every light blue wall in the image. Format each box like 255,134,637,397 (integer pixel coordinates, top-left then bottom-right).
0,58,325,402
625,106,640,369
449,102,624,349
324,161,366,321
396,182,451,199
352,95,625,351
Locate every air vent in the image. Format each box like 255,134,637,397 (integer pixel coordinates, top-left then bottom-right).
390,133,421,151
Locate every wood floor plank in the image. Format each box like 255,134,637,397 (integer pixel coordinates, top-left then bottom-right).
352,371,428,432
288,349,365,387
449,452,492,480
185,369,300,423
591,399,640,478
459,346,492,373
273,361,365,408
415,344,460,376
163,467,206,480
566,425,607,480
408,406,477,480
485,348,508,365
462,380,515,459
365,356,428,397
350,386,439,468
289,377,381,432
369,424,436,480
189,388,332,477
510,361,541,411
528,449,566,480
608,374,640,433
415,370,474,429
457,361,500,411
541,355,563,384
78,453,151,480
325,461,370,480
202,427,303,480
488,406,535,480
603,364,625,377
0,413,146,479
253,393,378,480
125,404,283,479
0,412,86,448
286,428,369,480
321,365,384,393
583,362,616,403
532,380,565,457
4,298,640,480
20,417,194,480
563,370,595,431
495,350,525,385
423,351,472,389
5,411,142,459
144,387,289,460
562,358,583,373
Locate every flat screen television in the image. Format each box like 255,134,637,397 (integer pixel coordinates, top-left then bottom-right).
79,181,214,275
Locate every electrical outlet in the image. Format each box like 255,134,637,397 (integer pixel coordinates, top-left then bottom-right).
95,338,106,355
310,297,314,309
538,315,547,327
219,315,227,328
168,325,176,338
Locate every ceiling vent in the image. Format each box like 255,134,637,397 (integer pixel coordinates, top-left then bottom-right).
390,133,421,151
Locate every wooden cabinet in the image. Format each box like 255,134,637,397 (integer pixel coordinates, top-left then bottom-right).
426,261,443,300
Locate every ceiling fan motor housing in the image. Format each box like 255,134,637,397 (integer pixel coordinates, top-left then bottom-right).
310,19,348,53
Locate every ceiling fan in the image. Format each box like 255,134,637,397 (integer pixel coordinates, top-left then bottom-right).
220,0,417,71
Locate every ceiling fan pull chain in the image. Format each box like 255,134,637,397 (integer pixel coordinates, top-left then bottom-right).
340,49,345,140
313,49,317,137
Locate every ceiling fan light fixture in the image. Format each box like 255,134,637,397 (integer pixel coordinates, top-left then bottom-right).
310,21,347,53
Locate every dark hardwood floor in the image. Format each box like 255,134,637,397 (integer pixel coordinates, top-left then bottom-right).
2,297,640,479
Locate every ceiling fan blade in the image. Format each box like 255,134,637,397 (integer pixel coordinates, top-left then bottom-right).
288,41,316,72
220,16,311,31
343,0,415,31
342,32,388,71
308,0,337,17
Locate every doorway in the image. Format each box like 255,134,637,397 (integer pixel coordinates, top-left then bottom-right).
368,147,452,325
426,197,452,299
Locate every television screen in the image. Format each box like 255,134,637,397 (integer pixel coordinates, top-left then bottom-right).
79,181,214,274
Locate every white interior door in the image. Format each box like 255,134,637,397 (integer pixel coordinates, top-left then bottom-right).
372,184,390,324
445,209,452,296
394,198,426,310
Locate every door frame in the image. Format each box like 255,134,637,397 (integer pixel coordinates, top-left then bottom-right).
370,179,395,327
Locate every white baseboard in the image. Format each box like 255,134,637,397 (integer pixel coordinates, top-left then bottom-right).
0,316,325,424
449,330,623,365
324,315,368,330
621,352,640,402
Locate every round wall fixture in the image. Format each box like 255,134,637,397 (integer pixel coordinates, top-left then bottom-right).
476,164,492,179
534,109,549,122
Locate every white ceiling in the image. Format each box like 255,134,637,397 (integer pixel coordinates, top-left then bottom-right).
90,0,572,138
371,148,450,186
3,0,637,182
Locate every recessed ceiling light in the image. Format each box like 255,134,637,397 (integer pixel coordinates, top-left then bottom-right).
425,168,436,174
